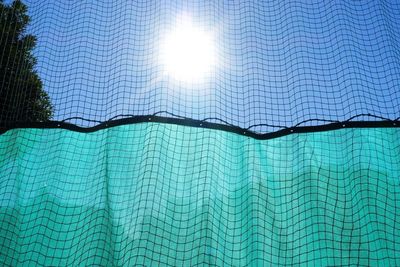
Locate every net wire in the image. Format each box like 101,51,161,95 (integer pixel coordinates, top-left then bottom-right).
0,0,400,266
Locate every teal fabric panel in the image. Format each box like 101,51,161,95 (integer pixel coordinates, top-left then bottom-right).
0,124,399,266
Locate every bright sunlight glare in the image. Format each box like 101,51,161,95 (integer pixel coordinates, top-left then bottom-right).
161,19,216,83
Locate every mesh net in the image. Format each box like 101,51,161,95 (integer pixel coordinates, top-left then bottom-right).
1,126,400,266
1,0,400,266
0,0,399,130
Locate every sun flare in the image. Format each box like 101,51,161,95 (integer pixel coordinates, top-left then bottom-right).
161,19,216,83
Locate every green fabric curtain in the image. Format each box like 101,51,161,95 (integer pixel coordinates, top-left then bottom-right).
0,124,399,266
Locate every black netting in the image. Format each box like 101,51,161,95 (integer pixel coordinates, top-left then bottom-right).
1,0,399,132
1,1,400,266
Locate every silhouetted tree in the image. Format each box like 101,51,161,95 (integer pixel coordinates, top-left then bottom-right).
0,0,53,122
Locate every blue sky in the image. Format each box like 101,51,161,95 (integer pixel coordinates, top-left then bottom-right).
16,0,400,131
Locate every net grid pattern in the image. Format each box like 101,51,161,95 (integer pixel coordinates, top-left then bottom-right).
0,125,400,266
1,0,399,130
0,0,400,266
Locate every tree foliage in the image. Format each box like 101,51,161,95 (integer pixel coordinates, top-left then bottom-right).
0,0,53,122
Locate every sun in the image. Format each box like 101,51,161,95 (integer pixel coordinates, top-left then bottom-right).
161,19,216,83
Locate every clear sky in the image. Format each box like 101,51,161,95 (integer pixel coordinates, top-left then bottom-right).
18,0,400,131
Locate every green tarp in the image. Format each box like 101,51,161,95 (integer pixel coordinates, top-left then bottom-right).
0,124,399,266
